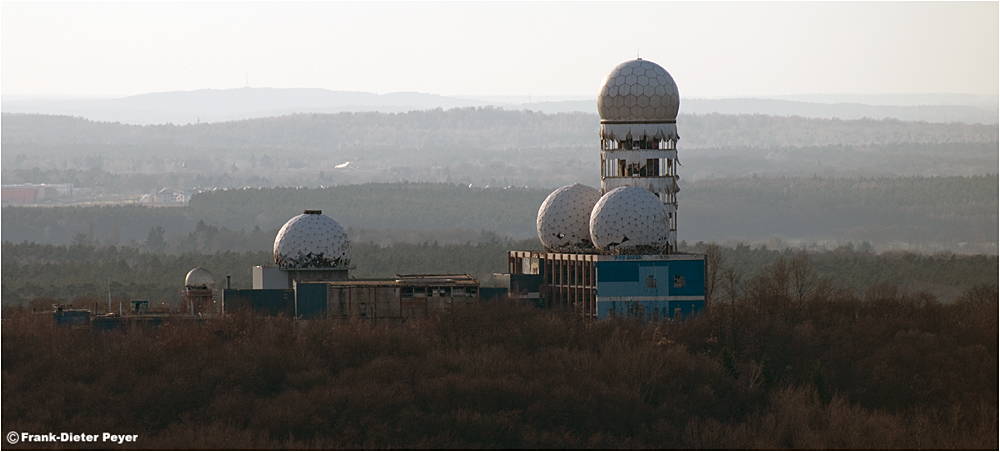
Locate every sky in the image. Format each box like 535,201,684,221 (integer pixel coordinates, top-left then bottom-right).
1,1,997,99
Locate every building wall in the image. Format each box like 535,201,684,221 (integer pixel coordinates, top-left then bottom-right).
594,255,705,320
323,284,477,320
2,187,38,204
507,251,706,320
222,289,295,316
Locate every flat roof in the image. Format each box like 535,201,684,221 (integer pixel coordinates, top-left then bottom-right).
307,274,479,287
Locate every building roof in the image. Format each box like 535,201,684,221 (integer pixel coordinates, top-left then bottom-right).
318,274,479,287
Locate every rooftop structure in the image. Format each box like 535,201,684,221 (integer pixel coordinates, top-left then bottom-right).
590,186,671,254
274,210,350,269
536,183,601,252
258,210,351,289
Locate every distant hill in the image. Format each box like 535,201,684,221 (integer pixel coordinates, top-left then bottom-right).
3,88,996,125
3,109,995,187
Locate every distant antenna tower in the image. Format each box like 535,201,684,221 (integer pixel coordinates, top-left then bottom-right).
245,72,249,88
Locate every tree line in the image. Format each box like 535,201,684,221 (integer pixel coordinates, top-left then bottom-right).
4,110,995,153
3,177,995,253
3,278,995,448
3,239,995,308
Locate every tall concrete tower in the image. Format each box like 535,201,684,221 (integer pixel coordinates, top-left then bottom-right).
596,58,680,253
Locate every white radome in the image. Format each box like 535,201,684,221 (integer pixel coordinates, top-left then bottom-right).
185,267,215,289
537,184,601,252
590,186,670,254
597,58,679,122
597,59,680,143
273,211,350,268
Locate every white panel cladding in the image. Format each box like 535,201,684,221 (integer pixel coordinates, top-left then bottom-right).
597,59,680,142
536,184,602,252
589,186,671,254
273,212,351,269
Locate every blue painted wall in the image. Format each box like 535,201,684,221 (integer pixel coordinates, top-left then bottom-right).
594,256,705,320
295,282,328,319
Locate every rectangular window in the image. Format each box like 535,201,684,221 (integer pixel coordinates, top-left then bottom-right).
646,159,659,177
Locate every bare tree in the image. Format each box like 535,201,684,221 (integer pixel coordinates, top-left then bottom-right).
789,251,816,306
721,267,743,304
704,243,724,311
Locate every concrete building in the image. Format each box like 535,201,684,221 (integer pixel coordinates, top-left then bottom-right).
1,183,74,204
506,251,704,320
228,210,485,320
295,274,481,320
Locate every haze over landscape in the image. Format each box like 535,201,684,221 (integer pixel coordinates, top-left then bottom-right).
2,1,997,252
2,2,998,450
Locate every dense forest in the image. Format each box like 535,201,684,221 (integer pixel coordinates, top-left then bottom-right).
3,280,996,448
3,239,995,308
3,177,996,254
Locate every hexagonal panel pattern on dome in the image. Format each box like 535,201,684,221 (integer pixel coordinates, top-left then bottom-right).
537,184,601,252
597,59,679,123
273,212,351,268
590,186,670,254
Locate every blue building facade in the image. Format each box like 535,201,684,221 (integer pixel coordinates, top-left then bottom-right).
594,254,705,320
506,251,706,320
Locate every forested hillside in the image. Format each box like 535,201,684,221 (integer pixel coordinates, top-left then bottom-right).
4,111,995,150
2,110,995,188
3,177,995,254
682,175,998,252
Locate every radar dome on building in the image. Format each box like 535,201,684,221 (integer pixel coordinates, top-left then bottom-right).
537,184,601,252
185,267,215,289
597,58,679,142
273,210,350,269
589,186,670,254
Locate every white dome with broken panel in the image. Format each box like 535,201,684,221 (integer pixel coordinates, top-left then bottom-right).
273,210,350,268
537,183,601,252
590,186,670,254
597,58,679,141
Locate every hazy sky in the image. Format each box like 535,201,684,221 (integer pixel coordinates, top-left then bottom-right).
2,1,997,99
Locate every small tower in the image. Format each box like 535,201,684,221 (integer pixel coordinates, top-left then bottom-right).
597,58,680,253
184,267,216,314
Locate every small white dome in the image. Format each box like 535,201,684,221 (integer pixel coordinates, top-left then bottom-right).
590,186,670,254
273,210,350,268
537,184,601,252
185,267,215,289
